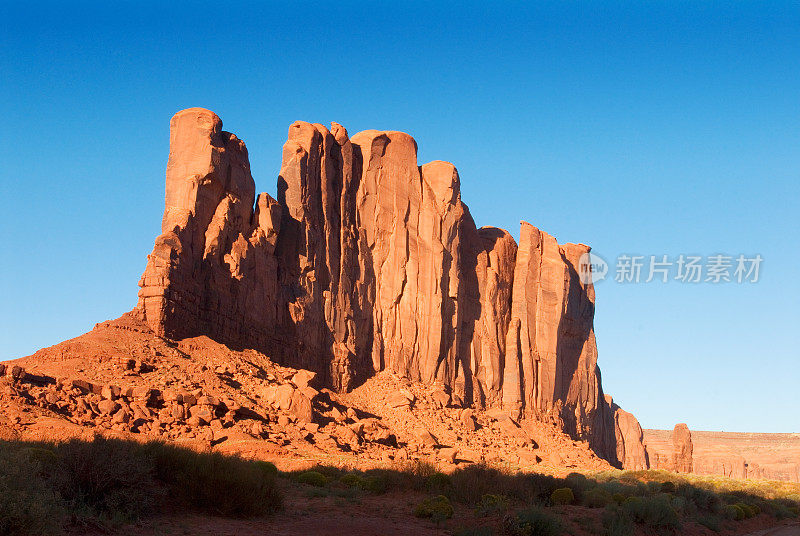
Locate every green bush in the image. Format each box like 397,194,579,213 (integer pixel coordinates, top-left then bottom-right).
505,506,564,536
723,504,744,521
449,465,509,504
53,437,157,523
565,472,593,502
362,474,389,494
475,493,508,517
660,481,676,493
676,483,719,512
23,447,59,470
550,487,575,506
696,514,722,532
1,437,283,526
612,492,626,505
670,495,688,516
425,472,452,494
767,499,799,519
621,494,679,530
582,487,613,508
414,495,454,522
0,448,65,536
297,471,328,487
339,473,364,488
601,506,634,536
146,441,281,517
735,502,756,519
254,461,278,478
448,464,563,505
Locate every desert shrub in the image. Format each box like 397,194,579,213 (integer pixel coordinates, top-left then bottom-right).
450,465,499,503
297,471,328,487
676,483,719,512
598,480,639,499
0,447,65,536
339,473,364,488
475,493,508,517
618,470,650,484
565,472,593,501
646,481,663,493
363,466,418,492
0,438,282,526
784,505,799,518
660,481,676,493
450,465,517,504
52,437,156,524
449,465,564,506
612,492,626,505
362,474,389,494
518,473,566,504
601,506,634,536
735,502,756,519
425,472,452,494
550,487,574,506
583,487,613,508
621,494,679,530
766,499,798,519
254,461,278,477
414,495,454,522
146,441,280,517
23,447,59,470
396,458,437,485
670,495,688,516
696,514,722,532
505,506,564,536
723,504,744,520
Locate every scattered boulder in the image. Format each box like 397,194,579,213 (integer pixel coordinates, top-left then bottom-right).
97,399,120,415
431,389,450,408
415,428,438,448
387,390,414,409
291,370,317,390
438,447,458,463
289,390,314,423
275,384,295,410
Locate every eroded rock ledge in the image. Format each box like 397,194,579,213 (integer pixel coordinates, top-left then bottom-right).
136,108,644,467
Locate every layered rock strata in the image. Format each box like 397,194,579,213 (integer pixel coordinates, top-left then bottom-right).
137,108,644,467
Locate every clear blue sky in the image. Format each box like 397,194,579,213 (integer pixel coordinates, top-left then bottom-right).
1,1,798,433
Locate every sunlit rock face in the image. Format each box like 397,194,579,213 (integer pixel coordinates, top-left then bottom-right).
136,108,643,468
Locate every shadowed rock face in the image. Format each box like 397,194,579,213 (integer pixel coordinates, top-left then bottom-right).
136,108,644,467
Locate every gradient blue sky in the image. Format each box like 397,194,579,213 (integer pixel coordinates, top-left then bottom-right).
1,1,798,432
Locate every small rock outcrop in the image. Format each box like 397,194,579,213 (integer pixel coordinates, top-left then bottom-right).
136,108,645,468
608,396,649,470
672,423,694,473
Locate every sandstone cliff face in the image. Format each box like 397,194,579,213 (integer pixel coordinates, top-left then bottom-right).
672,423,694,473
137,108,644,468
607,396,649,471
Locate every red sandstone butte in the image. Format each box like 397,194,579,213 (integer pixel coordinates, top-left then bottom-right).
136,108,645,468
